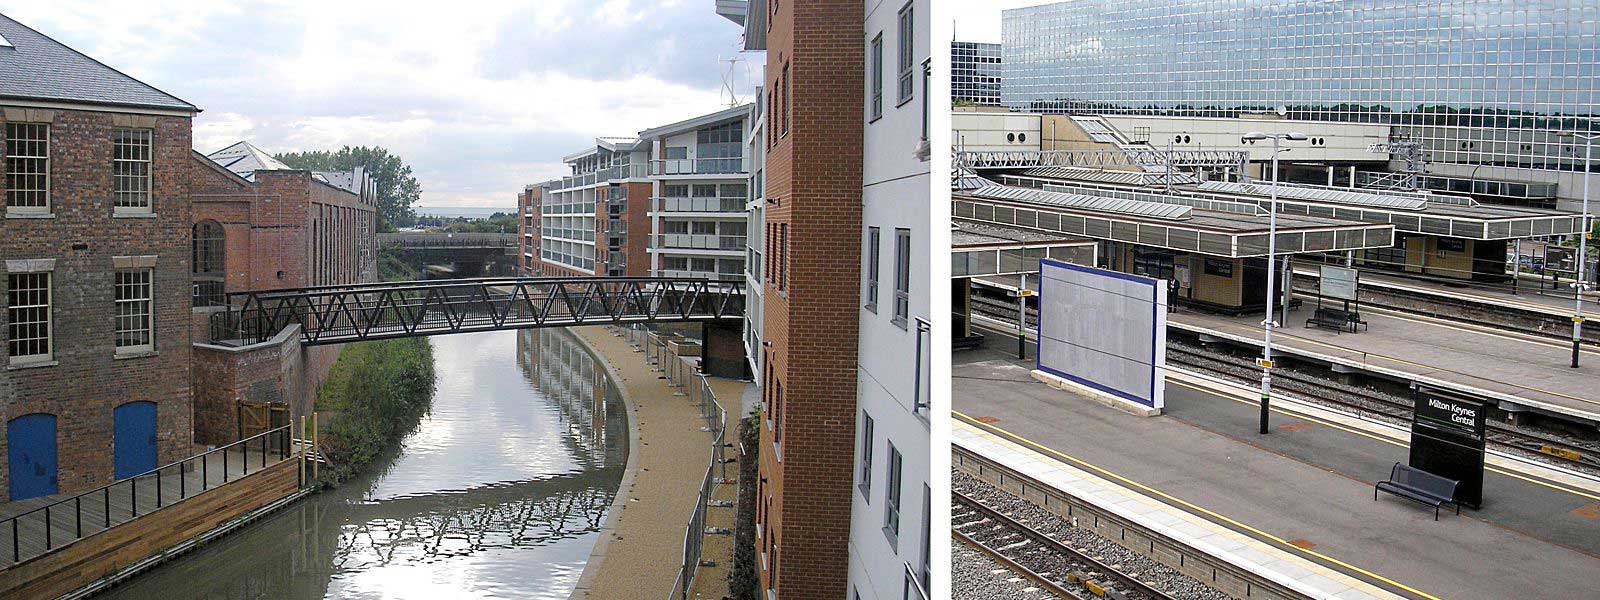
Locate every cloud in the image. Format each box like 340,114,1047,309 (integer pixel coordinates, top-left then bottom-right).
5,0,755,208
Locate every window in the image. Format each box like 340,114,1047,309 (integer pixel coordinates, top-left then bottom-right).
780,62,790,136
921,60,931,143
896,3,915,104
664,221,689,234
664,184,689,198
865,227,880,312
692,184,719,198
115,269,153,352
893,228,911,327
663,256,688,271
884,442,902,545
7,272,51,363
772,378,784,456
869,34,884,120
778,222,788,292
193,221,226,306
858,410,874,498
692,221,717,235
5,123,49,213
113,129,153,212
689,257,716,272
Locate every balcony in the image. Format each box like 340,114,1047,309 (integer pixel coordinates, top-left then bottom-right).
650,157,748,176
658,269,744,282
652,196,746,214
599,163,650,181
655,233,747,251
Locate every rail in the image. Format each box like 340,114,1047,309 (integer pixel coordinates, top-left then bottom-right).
1,426,295,566
955,149,1249,171
378,232,518,249
621,325,730,600
954,441,1314,600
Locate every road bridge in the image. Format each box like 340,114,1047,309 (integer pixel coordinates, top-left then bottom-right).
208,277,744,347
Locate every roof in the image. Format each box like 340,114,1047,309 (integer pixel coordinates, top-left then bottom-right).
207,141,293,180
0,13,197,113
315,168,367,195
639,103,753,138
953,220,1092,248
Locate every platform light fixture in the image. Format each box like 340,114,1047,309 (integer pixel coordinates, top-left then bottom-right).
1240,131,1307,435
1558,131,1595,368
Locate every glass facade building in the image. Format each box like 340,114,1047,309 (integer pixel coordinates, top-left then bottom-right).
952,41,1002,106
1002,1,1600,173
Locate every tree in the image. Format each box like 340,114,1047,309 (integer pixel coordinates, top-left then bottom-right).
276,146,422,232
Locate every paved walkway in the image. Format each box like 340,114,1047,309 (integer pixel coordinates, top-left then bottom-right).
567,326,745,600
954,336,1600,600
1169,305,1600,422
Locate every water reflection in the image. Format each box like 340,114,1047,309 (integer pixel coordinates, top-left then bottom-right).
96,328,627,600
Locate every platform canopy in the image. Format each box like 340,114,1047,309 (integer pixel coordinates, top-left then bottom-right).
954,185,1395,259
952,220,1097,277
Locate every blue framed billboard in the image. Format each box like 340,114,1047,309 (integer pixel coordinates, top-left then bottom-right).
1035,258,1168,410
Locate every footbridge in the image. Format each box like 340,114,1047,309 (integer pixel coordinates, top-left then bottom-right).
208,277,744,346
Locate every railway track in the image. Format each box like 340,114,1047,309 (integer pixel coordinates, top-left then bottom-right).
953,490,1178,600
1165,342,1600,471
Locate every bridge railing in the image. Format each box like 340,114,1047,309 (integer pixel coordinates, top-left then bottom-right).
1,426,294,566
208,277,744,346
622,325,729,600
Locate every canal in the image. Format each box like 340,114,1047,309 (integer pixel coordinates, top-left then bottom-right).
97,328,628,599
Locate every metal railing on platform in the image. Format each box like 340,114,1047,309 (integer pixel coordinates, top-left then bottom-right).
0,426,294,566
620,325,729,600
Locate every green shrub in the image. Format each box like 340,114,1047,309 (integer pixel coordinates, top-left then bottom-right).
315,337,436,484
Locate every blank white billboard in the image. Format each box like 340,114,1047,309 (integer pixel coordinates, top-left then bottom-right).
1036,258,1167,409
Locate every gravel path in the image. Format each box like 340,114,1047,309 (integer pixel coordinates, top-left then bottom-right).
955,470,1230,600
952,538,1065,600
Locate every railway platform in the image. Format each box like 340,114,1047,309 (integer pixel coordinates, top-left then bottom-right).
1291,264,1596,321
954,335,1600,600
1168,304,1600,425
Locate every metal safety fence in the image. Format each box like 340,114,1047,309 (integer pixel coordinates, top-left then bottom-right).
620,325,729,600
0,425,294,565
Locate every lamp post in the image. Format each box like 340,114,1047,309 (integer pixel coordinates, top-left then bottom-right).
1559,131,1595,368
1242,131,1307,434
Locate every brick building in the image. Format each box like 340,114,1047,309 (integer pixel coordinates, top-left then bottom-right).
188,139,378,301
185,140,377,445
1,13,199,500
722,0,932,597
516,185,540,275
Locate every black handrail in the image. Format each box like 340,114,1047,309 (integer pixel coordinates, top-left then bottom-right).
1,425,293,564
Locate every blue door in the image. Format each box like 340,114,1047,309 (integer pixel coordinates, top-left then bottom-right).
7,413,58,501
114,402,157,479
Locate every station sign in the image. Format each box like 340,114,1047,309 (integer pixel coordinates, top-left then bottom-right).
1413,390,1486,440
1409,386,1487,509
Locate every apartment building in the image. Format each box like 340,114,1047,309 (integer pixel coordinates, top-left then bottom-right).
743,87,767,375
640,104,753,281
853,0,932,598
0,13,198,500
534,138,652,277
720,0,931,597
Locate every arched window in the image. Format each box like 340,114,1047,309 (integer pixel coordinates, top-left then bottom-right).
193,220,225,306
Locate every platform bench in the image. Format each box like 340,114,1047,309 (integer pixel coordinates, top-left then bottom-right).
1375,463,1459,520
1306,307,1354,333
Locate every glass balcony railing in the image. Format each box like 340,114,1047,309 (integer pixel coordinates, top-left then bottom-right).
652,197,747,213
655,233,747,251
658,269,745,282
650,157,749,176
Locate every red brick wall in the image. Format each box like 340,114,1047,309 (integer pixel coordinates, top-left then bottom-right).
625,181,653,276
0,106,195,497
757,1,866,597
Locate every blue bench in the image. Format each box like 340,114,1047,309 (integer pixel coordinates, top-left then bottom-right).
1375,463,1459,520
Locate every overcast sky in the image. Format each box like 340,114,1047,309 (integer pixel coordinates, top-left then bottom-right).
951,1,1057,43
5,0,760,208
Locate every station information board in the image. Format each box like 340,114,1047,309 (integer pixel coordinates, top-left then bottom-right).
1408,386,1487,509
1319,265,1360,302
